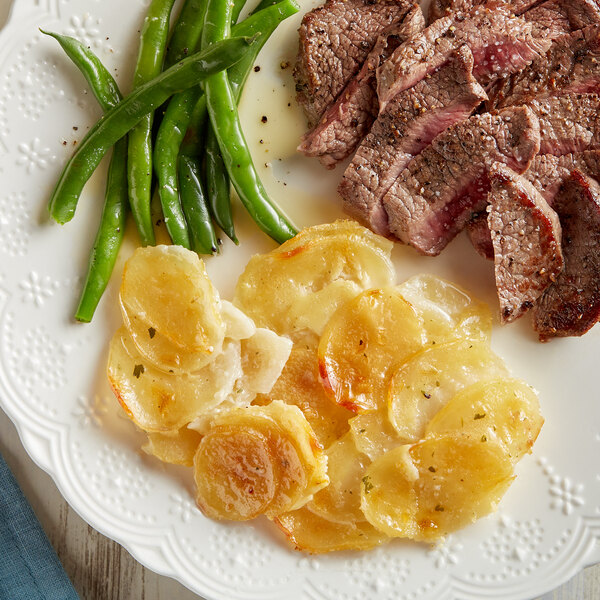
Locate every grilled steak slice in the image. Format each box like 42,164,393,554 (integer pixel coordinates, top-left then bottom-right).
338,45,487,235
534,170,600,339
524,0,600,39
525,150,600,203
377,3,551,110
298,5,425,168
467,213,495,259
487,163,563,323
490,25,600,109
294,0,412,127
531,94,600,156
428,0,542,22
382,106,541,255
468,94,600,259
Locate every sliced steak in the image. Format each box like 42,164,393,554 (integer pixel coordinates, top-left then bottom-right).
338,45,487,235
294,0,412,127
382,106,541,256
489,25,600,109
525,150,600,203
487,163,563,323
533,170,600,339
467,212,495,259
468,94,600,259
377,3,551,110
428,0,543,23
524,0,600,39
298,5,425,168
531,93,600,156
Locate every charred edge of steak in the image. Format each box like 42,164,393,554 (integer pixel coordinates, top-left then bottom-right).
533,169,600,339
488,162,563,323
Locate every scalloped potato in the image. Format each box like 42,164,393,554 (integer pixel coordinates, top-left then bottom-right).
307,432,371,524
253,334,351,449
107,327,242,432
349,409,403,461
143,427,203,466
397,274,492,344
318,288,424,412
274,505,387,553
387,339,509,443
425,379,544,462
120,246,225,372
107,223,543,551
233,220,395,336
193,402,328,520
360,434,515,541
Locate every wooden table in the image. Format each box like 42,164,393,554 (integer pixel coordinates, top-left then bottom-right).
1,407,598,600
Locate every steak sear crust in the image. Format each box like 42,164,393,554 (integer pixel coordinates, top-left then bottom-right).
488,163,563,323
534,170,600,339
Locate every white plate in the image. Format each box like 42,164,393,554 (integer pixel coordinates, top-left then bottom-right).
0,1,599,599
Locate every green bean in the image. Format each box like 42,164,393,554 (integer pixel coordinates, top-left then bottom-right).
179,155,219,254
48,36,255,224
153,86,202,248
251,0,282,15
128,0,177,246
179,1,296,159
75,141,128,322
206,0,299,242
42,30,129,322
179,94,208,157
41,30,121,113
165,0,207,68
203,128,236,242
232,0,249,25
202,0,298,243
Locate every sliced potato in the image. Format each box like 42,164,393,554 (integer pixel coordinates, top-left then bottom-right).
318,288,424,412
361,434,515,541
307,432,370,524
425,378,544,462
107,327,242,432
233,221,395,336
253,336,351,449
397,274,492,344
143,427,203,466
122,311,218,374
240,328,292,395
194,425,276,520
120,246,225,368
221,300,256,340
349,409,403,461
274,505,388,553
193,402,328,520
387,339,509,443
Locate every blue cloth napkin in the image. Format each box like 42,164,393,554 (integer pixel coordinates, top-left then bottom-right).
0,452,79,600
